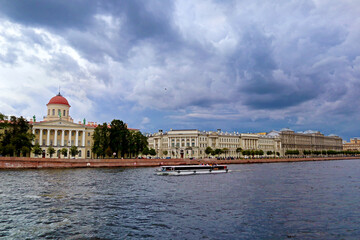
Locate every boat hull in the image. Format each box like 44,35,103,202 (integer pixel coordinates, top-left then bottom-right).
156,169,229,176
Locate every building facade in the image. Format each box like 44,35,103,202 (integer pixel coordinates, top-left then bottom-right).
343,138,360,151
147,129,281,158
30,93,96,159
276,129,343,154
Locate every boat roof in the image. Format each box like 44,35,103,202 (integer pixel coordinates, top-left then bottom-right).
162,165,227,168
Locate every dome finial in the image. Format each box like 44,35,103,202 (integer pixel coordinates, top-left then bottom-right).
57,86,62,96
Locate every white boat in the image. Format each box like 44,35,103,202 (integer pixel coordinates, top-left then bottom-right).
156,165,229,176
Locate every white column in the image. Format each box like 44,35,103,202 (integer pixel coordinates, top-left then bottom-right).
61,130,65,146
54,129,58,146
40,129,43,146
32,128,35,144
68,130,72,146
82,130,85,146
47,129,50,146
75,130,79,147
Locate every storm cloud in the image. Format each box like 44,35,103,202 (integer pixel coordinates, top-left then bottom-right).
0,0,359,139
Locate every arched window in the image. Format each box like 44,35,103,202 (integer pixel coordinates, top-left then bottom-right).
78,150,82,157
87,150,90,158
52,109,55,115
63,110,66,116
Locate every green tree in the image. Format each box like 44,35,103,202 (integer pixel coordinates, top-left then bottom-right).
236,147,242,157
0,115,34,157
142,147,149,156
92,123,110,158
266,151,273,156
32,143,42,157
258,150,264,157
214,148,223,156
205,147,213,156
70,146,79,157
128,131,148,158
149,148,156,156
47,146,55,158
110,119,129,158
105,146,112,157
61,148,68,158
163,150,168,156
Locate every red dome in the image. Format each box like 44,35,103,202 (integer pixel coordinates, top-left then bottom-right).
47,93,70,107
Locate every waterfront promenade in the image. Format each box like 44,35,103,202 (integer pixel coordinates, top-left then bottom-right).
0,156,359,169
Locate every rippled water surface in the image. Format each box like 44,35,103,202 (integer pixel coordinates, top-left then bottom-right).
1,160,360,239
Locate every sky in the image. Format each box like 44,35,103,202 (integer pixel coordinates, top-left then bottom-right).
0,0,359,140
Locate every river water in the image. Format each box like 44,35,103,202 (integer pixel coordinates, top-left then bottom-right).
0,160,360,239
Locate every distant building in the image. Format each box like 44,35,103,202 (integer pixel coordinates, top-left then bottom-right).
343,138,360,151
147,129,281,158
276,129,343,154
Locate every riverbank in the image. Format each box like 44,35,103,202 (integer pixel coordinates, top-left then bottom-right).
0,156,359,169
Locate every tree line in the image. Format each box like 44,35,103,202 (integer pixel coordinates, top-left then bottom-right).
91,119,148,158
286,149,360,156
204,146,280,158
0,114,34,157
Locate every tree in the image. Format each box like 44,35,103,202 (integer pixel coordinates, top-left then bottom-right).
110,119,129,158
105,146,112,157
236,147,242,157
0,115,34,157
128,131,148,158
32,143,42,157
47,146,55,158
149,148,156,156
266,151,273,156
258,150,264,157
163,150,168,156
214,148,223,156
205,147,213,156
142,147,149,156
92,123,110,158
21,146,30,157
70,146,79,157
61,148,68,158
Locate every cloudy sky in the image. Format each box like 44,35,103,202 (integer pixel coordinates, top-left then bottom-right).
0,0,359,140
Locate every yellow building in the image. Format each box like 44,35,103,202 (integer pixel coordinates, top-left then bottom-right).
30,93,96,159
147,129,281,158
343,138,360,151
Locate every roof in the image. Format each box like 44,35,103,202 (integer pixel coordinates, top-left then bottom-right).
47,93,70,107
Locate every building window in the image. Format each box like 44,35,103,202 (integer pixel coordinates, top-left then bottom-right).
87,151,90,158
72,131,75,136
58,131,60,135
87,140,90,145
78,150,81,157
48,109,50,115
52,109,55,115
88,133,90,136
63,110,66,116
65,132,68,136
58,109,61,116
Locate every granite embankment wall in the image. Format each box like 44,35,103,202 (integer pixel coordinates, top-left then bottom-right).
0,156,359,169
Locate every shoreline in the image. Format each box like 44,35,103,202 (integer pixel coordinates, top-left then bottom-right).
0,156,359,169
